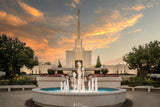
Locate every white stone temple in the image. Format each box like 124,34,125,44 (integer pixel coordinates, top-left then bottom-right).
66,9,92,68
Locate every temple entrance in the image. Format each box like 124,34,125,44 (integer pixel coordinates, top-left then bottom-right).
75,60,83,68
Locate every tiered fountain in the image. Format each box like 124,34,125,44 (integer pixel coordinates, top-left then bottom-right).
32,62,126,107
60,62,98,93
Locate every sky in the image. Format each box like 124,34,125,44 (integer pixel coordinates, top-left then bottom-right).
0,0,160,65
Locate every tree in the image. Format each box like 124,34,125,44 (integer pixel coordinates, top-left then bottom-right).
0,34,39,78
95,56,102,74
57,60,63,74
123,40,160,80
153,63,160,73
45,62,51,65
34,56,39,66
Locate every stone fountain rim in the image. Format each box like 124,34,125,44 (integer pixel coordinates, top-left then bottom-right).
32,87,126,96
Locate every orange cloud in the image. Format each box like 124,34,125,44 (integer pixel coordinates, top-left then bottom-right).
18,37,65,64
42,39,48,44
84,36,119,50
66,2,76,8
58,36,75,46
128,29,143,34
133,29,142,32
66,0,80,8
132,5,146,11
126,1,158,12
80,12,143,50
83,13,143,38
48,15,74,26
71,3,76,8
73,0,80,4
48,11,143,54
0,11,27,26
18,1,43,17
146,4,154,8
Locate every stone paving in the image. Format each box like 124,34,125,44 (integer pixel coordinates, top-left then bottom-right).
0,90,160,107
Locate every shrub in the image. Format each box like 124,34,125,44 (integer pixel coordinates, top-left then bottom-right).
121,80,129,85
57,70,63,74
129,76,145,86
153,81,160,87
2,75,37,85
19,72,26,75
8,79,17,85
94,70,100,74
128,83,139,87
0,80,9,85
102,69,109,75
47,69,55,75
121,76,160,87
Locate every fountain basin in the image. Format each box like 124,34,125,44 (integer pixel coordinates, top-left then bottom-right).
32,87,126,107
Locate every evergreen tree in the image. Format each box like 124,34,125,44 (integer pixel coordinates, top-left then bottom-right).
95,56,102,74
57,60,63,74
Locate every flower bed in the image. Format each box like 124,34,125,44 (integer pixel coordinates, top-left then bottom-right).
88,74,119,77
0,75,36,85
121,76,160,87
40,74,69,77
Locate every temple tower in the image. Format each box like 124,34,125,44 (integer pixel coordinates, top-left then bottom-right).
66,9,92,68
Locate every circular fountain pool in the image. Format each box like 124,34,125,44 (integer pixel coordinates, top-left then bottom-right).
41,87,118,92
32,87,126,107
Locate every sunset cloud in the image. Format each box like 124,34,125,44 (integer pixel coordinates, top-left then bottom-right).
18,37,65,64
128,29,143,34
83,12,143,38
84,35,119,50
48,15,74,26
66,0,80,8
95,7,106,14
124,1,158,12
18,1,43,17
71,3,76,8
42,39,48,44
146,4,154,8
0,11,27,26
74,0,80,4
81,11,143,49
132,5,146,11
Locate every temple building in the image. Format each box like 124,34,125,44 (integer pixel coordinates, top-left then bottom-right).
66,9,92,68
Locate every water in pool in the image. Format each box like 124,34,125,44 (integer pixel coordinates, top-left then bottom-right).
41,87,118,92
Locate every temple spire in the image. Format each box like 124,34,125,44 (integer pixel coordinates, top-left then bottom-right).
77,8,80,39
75,8,82,48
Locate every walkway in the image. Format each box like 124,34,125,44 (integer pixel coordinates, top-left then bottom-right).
0,90,160,107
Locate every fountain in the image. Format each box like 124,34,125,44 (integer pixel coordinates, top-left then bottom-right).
60,62,98,93
32,62,126,107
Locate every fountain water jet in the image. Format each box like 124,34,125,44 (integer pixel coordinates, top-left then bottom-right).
61,62,98,93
